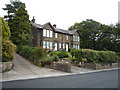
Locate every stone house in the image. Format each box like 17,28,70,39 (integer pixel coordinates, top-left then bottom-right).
31,18,80,51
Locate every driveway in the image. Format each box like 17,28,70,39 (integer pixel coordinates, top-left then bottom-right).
1,54,94,82
1,54,69,82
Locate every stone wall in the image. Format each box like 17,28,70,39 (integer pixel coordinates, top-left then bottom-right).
80,63,119,70
45,62,71,73
0,61,13,73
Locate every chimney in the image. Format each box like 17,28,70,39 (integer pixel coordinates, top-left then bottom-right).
53,24,57,28
31,16,35,23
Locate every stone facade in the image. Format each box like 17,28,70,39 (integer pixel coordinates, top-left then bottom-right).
31,20,80,51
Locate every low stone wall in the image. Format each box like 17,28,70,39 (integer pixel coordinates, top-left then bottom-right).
45,62,71,73
0,61,13,73
80,63,119,70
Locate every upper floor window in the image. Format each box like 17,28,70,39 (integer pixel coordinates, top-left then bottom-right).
55,33,58,38
73,35,79,42
43,29,53,38
78,36,80,42
50,31,53,38
47,30,49,37
66,35,68,40
43,29,46,37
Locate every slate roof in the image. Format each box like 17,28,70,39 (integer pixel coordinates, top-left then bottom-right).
31,22,79,35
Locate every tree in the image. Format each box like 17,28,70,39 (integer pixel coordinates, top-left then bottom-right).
10,5,32,46
69,19,101,50
2,0,25,22
0,17,10,40
69,19,119,52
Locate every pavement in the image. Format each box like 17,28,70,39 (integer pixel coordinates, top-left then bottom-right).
0,53,118,82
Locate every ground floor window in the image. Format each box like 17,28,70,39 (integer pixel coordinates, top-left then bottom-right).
73,44,79,49
43,41,53,49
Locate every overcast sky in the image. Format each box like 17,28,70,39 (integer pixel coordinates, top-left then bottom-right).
0,0,119,29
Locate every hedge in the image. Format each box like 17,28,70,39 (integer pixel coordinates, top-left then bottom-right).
70,48,120,64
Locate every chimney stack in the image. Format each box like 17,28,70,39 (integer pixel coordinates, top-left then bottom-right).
53,24,57,28
31,16,35,23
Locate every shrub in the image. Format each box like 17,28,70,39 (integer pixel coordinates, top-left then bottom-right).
74,49,83,63
49,51,57,56
98,51,119,64
81,49,99,63
17,46,47,63
70,48,78,57
51,55,59,62
116,52,120,57
2,40,16,62
57,51,69,58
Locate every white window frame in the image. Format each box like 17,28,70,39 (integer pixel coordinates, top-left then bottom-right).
78,36,80,42
55,33,58,38
66,35,68,40
43,41,46,48
59,43,61,48
43,29,46,37
47,30,50,37
50,42,52,49
63,43,65,49
47,41,49,49
50,31,53,38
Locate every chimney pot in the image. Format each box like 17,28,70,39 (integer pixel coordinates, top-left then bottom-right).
53,24,56,28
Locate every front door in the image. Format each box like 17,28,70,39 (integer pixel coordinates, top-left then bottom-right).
54,42,58,51
66,43,68,52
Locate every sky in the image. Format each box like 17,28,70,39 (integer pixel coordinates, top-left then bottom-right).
0,0,120,29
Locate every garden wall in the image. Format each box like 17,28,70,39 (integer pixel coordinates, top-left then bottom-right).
80,63,119,70
0,61,13,73
45,62,71,73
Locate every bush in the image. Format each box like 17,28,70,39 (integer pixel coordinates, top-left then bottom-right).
51,55,59,62
116,52,120,57
81,49,99,63
57,51,69,58
98,51,119,64
17,46,47,63
2,40,16,62
49,51,57,56
71,48,120,64
70,48,78,57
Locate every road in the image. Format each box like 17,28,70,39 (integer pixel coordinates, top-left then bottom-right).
2,69,119,88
